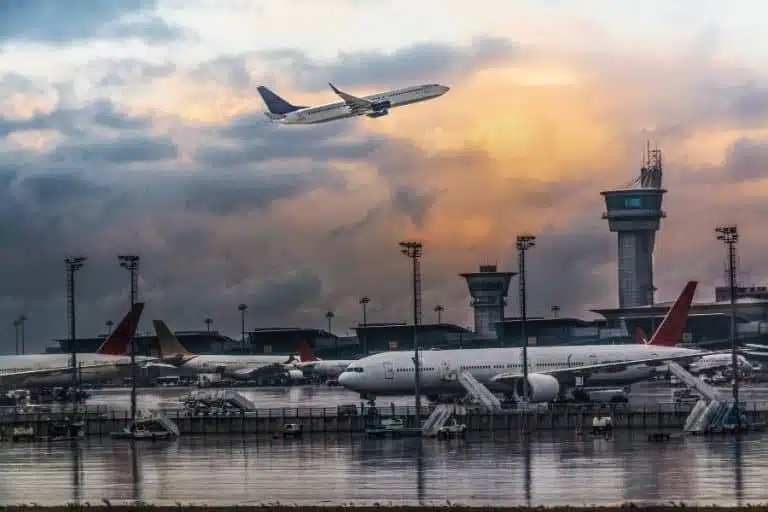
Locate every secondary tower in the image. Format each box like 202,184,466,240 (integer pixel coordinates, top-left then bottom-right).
460,264,516,339
601,144,666,308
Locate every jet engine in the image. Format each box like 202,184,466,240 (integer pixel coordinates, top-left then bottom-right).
366,111,389,118
517,374,560,402
287,369,305,382
366,100,391,118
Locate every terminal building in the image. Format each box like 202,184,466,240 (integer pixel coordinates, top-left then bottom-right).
47,330,241,355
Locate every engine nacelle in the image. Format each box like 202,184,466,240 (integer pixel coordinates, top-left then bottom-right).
287,369,305,382
518,373,560,402
371,100,391,111
366,110,389,118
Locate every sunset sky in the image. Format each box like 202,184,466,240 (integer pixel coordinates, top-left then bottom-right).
1,0,767,350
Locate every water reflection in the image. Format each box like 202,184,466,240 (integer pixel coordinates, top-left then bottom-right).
2,432,761,507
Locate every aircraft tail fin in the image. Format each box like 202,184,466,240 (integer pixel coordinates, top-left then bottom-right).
298,341,320,362
646,281,697,347
256,86,306,115
152,320,194,358
634,326,649,344
96,302,145,355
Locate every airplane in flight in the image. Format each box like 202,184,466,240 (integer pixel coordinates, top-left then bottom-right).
256,82,450,124
338,281,732,404
295,342,356,379
152,320,305,382
0,302,151,389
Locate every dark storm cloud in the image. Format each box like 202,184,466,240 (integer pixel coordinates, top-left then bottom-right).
0,0,182,44
182,168,345,216
391,185,437,227
50,135,178,164
0,100,151,138
723,138,768,183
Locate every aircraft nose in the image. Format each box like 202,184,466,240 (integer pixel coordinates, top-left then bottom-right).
440,85,450,94
338,371,356,390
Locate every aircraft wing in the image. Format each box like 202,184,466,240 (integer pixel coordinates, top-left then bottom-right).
490,350,731,386
328,83,372,112
230,361,294,380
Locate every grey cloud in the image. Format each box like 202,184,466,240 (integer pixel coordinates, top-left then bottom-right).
49,135,178,164
391,185,436,227
97,60,177,88
0,0,182,44
723,138,768,183
194,37,517,92
0,100,152,138
182,168,345,216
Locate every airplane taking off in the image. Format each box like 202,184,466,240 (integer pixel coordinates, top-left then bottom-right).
152,320,305,382
338,281,731,404
257,82,449,124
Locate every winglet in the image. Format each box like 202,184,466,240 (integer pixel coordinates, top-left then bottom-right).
96,302,145,355
646,281,697,347
152,320,194,359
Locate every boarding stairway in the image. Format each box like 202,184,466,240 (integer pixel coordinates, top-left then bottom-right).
135,409,181,437
456,371,502,412
179,390,255,411
667,362,745,434
422,403,454,437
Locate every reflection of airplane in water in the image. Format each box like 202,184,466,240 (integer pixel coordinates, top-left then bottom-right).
339,281,734,404
153,320,304,382
0,302,150,390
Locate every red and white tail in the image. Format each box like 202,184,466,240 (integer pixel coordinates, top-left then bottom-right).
634,326,648,344
95,302,145,355
298,341,320,362
640,281,697,347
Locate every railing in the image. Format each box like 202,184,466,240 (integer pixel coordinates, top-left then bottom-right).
2,401,768,421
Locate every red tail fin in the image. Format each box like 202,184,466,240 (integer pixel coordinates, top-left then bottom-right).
96,302,145,355
646,281,697,347
298,341,320,362
634,326,648,344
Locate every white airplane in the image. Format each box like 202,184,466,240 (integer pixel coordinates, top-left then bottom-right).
153,320,305,382
295,342,355,379
0,302,153,389
256,82,450,124
338,282,731,404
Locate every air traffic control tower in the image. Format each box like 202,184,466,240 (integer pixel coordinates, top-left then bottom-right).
460,264,516,339
601,146,666,308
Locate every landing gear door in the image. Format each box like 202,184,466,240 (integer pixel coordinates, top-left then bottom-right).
383,361,394,380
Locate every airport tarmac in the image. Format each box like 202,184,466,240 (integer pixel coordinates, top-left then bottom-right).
0,430,762,507
82,381,768,412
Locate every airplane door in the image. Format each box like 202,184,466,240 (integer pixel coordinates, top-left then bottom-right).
383,361,394,380
589,354,598,366
440,360,455,381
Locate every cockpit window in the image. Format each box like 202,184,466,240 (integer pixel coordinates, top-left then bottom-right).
344,367,364,373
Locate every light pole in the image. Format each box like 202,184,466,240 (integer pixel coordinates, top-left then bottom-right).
118,255,139,431
12,318,19,355
551,305,560,319
400,240,423,428
434,304,444,324
65,256,86,400
325,311,334,333
17,314,27,354
106,320,114,335
238,304,248,353
716,225,740,430
359,297,370,356
516,234,536,403
204,317,213,333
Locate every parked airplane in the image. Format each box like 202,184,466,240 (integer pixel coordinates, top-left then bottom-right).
152,320,305,382
633,280,765,374
0,302,148,389
338,282,729,404
257,82,449,125
296,342,355,379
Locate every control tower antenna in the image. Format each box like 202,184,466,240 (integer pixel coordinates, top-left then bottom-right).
601,142,666,308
